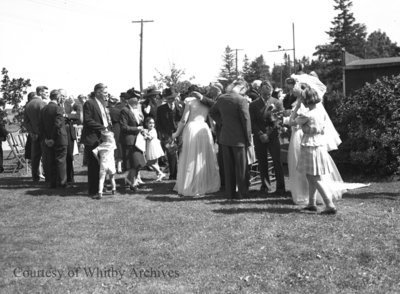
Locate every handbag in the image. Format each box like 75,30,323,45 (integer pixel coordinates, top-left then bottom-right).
135,132,146,152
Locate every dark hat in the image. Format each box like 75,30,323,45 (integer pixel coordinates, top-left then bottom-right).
94,83,107,92
162,87,179,100
126,87,141,99
143,88,161,98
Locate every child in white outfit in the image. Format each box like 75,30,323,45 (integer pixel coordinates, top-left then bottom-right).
296,86,337,214
143,117,166,181
92,131,117,199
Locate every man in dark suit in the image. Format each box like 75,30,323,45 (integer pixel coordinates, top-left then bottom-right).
39,90,68,188
81,83,110,197
249,80,286,195
209,80,252,199
156,87,183,180
59,89,77,184
24,85,48,182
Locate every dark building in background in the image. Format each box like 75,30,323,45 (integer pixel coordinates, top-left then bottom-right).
343,51,400,96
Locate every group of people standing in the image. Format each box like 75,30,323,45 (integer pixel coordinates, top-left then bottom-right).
23,86,82,188
19,73,367,214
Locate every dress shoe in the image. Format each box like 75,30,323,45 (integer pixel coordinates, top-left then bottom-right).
92,193,102,200
129,185,138,192
274,189,286,196
302,205,318,212
320,207,337,215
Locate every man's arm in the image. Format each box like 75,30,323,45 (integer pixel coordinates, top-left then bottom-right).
239,99,252,146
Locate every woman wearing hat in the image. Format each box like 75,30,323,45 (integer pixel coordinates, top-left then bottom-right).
141,87,160,121
120,93,146,191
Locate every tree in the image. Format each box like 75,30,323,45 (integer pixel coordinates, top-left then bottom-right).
1,68,31,124
365,30,400,58
314,0,367,95
219,46,236,83
241,54,251,82
243,55,271,83
153,63,195,94
1,68,31,109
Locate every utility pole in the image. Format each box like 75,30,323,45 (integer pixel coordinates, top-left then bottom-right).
233,48,243,78
292,22,296,72
132,19,154,92
268,22,296,72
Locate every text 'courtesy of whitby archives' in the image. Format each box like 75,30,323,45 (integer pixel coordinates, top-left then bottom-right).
13,267,180,281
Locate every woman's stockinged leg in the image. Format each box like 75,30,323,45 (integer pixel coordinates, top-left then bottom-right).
306,174,318,206
313,175,335,209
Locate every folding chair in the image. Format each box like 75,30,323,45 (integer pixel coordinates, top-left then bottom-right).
248,152,275,185
6,130,30,174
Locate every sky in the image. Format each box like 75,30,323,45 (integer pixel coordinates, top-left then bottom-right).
0,0,399,100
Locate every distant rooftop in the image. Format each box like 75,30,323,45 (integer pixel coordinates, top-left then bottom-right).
346,56,400,69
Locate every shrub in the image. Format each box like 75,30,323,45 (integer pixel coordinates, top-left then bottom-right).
335,74,400,176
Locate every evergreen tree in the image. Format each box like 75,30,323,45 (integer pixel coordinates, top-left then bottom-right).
219,46,236,83
313,0,367,97
241,54,252,82
365,30,400,58
245,55,271,82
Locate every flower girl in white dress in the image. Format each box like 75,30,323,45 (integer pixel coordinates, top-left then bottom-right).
143,117,166,181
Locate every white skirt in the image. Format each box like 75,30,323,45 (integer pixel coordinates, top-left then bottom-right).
174,121,220,196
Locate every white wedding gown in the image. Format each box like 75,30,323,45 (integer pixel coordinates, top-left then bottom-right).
174,98,220,196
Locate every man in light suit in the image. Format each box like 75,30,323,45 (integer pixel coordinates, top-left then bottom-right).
39,90,68,188
209,80,252,199
81,83,110,197
24,85,48,182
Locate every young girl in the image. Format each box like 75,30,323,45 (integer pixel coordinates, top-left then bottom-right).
92,131,117,199
143,117,166,181
296,86,337,215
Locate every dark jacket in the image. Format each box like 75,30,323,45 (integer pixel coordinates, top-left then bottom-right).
209,93,251,147
81,98,107,147
249,97,283,138
119,106,142,146
24,97,46,136
156,102,183,142
39,101,68,146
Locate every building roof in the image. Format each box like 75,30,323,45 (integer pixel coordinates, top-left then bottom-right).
346,56,400,69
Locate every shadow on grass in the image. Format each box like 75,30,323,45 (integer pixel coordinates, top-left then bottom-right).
212,206,299,214
208,198,294,206
24,182,89,197
0,176,41,189
343,191,400,200
146,193,226,202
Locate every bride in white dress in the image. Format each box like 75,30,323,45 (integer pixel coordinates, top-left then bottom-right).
172,96,220,196
288,73,368,205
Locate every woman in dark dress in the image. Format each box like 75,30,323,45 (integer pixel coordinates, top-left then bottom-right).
108,93,126,173
120,94,146,191
141,88,160,121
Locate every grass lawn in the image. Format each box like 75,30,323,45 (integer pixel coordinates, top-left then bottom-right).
0,154,399,293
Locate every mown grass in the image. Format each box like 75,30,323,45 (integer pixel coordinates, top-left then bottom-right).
0,154,399,293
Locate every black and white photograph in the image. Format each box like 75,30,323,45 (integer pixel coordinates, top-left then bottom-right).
0,0,399,293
